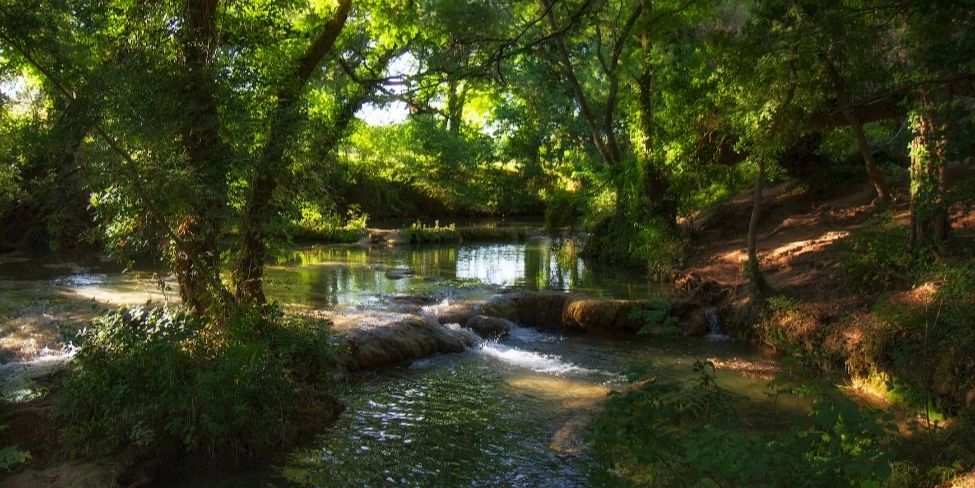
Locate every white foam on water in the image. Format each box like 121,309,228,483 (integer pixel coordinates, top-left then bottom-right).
508,325,560,344
1,345,78,401
474,341,595,376
703,307,732,342
420,298,450,317
443,322,482,347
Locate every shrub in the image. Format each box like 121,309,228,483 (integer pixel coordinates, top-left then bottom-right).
544,190,582,236
293,204,368,243
403,220,459,244
0,425,30,472
589,363,895,487
839,213,916,293
57,306,336,458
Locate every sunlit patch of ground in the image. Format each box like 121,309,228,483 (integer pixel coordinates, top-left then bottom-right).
950,471,975,488
761,230,850,268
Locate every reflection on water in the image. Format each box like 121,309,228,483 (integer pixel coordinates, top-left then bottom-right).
266,238,654,308
0,240,790,488
0,238,653,308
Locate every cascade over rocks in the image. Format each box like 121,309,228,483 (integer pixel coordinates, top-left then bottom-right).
325,291,725,371
464,315,514,339
331,311,465,371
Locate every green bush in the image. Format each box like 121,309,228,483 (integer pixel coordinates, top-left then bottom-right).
840,213,916,292
589,363,895,487
851,262,975,415
403,220,460,244
0,425,30,472
293,204,368,243
57,306,336,458
584,213,686,275
544,189,582,236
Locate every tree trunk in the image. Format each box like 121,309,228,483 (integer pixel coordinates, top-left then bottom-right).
822,58,890,203
747,84,796,297
233,0,352,304
635,29,676,224
746,156,771,296
540,0,614,166
446,79,466,134
174,0,229,317
909,90,950,255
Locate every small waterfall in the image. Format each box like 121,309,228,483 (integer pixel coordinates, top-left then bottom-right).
703,307,731,341
443,322,482,348
473,341,596,375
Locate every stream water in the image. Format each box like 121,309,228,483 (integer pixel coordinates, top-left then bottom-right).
0,238,795,487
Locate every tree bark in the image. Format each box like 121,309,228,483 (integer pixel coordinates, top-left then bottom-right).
234,0,353,304
909,89,950,255
174,0,229,317
822,57,890,203
747,84,796,297
541,0,614,166
635,27,676,224
446,79,466,133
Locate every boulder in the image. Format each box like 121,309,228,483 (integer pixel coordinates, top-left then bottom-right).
483,292,573,328
682,308,710,337
433,301,482,326
384,268,415,280
464,315,514,339
667,299,711,337
561,299,650,333
336,313,465,371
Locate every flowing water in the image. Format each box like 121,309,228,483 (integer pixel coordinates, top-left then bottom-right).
0,238,796,487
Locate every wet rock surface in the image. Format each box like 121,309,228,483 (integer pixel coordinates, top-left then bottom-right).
463,315,514,339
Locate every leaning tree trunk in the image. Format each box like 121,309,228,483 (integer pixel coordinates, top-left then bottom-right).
747,84,796,298
635,29,676,225
823,57,891,204
233,0,352,304
909,90,950,256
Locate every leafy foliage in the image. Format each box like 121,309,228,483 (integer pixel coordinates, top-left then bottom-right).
840,213,917,292
57,307,337,457
0,425,30,472
590,363,895,487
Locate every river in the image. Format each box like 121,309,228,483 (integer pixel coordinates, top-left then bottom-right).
0,238,793,487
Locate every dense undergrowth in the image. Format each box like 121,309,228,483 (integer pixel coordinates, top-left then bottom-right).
589,354,975,487
56,306,338,459
590,361,897,487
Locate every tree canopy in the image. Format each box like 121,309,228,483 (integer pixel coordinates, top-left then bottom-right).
1,0,972,312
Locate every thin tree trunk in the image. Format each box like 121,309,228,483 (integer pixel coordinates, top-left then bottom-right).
823,57,890,203
541,0,614,166
747,84,796,297
635,28,676,224
234,0,353,304
746,156,771,296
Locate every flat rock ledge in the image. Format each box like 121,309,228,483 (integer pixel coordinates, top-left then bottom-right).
325,291,714,371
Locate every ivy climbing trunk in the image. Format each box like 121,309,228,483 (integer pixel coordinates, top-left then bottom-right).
909,89,950,256
174,0,230,317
